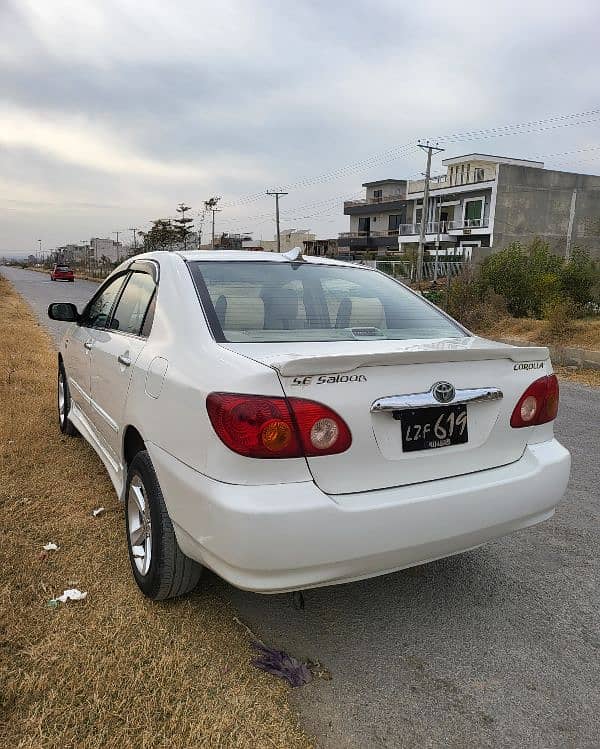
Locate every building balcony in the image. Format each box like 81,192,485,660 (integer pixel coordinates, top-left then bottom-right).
344,193,406,208
344,194,408,215
338,230,400,251
407,175,493,195
396,218,489,236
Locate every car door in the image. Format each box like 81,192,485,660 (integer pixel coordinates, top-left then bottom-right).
88,267,157,461
66,274,128,425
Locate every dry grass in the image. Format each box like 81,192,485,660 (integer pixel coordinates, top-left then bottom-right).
0,277,312,749
554,365,600,388
485,315,600,350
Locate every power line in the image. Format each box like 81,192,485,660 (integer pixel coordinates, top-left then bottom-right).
223,107,600,208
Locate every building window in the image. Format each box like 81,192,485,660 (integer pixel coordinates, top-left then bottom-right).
466,164,470,182
388,215,402,233
473,167,485,182
358,217,371,234
460,165,465,184
373,189,382,201
463,199,483,227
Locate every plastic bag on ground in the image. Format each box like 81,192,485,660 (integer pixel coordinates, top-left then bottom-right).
251,641,312,687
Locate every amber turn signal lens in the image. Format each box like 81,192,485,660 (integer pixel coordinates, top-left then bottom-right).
260,419,292,452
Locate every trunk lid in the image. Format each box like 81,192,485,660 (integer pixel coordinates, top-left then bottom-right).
222,337,552,494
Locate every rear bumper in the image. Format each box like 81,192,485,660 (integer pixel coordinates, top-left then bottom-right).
148,440,570,593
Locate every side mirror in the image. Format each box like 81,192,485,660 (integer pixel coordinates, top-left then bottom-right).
48,302,79,322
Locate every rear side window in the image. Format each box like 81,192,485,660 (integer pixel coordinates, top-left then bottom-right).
110,272,156,336
189,261,464,343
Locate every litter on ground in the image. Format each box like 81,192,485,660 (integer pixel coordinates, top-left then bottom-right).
92,507,105,517
50,588,88,605
42,542,59,551
251,641,312,688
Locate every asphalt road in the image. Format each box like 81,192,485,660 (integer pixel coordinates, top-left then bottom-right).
3,264,599,748
0,265,99,343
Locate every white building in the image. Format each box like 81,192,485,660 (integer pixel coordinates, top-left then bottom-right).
90,237,124,263
341,154,600,260
243,228,315,253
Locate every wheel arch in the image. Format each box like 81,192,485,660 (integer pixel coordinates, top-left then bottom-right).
123,424,147,469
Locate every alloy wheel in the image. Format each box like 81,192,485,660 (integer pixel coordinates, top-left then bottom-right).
58,372,66,426
127,475,152,576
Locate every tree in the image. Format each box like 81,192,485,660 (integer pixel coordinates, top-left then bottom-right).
173,203,194,250
138,219,180,252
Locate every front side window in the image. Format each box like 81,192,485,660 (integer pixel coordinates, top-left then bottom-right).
189,261,464,343
80,274,127,329
110,272,156,336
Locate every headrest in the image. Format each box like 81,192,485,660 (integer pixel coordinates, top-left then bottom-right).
220,295,264,331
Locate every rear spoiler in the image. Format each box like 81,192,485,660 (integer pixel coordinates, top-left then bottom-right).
270,344,550,377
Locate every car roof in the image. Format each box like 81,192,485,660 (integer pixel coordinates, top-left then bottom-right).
174,249,361,268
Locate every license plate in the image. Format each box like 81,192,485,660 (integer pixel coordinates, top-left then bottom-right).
399,404,468,452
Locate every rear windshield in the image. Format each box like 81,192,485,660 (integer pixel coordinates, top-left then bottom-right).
189,261,465,343
57,266,71,271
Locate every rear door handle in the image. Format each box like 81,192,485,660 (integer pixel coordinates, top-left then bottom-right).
84,340,93,350
118,354,131,367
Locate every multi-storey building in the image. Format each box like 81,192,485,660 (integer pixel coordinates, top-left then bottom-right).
341,154,600,260
90,237,124,263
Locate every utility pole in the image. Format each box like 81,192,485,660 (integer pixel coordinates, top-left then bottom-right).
266,190,288,252
416,141,444,283
128,227,138,256
433,194,440,283
204,197,221,249
37,239,42,263
197,210,206,248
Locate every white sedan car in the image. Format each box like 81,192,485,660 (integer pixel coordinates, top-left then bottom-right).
48,250,571,600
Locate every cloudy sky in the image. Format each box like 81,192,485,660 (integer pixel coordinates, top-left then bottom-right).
1,0,599,255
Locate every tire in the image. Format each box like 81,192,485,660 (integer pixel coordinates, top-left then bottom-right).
125,450,202,600
58,364,79,436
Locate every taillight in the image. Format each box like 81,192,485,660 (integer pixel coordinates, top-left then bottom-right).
206,392,352,458
510,375,559,428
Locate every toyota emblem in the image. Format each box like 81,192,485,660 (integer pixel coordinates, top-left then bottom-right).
432,381,455,404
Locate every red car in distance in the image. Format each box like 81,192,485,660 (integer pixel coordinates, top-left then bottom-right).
50,264,75,282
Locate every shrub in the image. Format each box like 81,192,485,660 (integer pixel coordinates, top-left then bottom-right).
477,238,595,318
479,242,532,316
446,268,507,332
541,298,578,341
422,288,445,307
559,248,599,307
